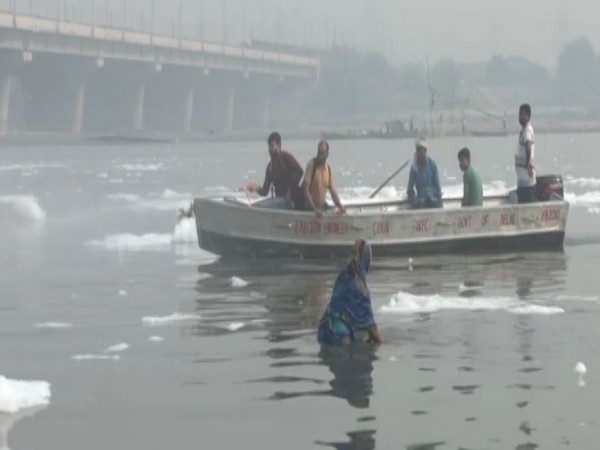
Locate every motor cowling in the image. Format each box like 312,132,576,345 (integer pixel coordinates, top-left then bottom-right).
535,174,564,201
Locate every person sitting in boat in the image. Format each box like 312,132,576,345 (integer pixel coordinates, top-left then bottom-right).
458,147,483,207
303,140,346,217
318,239,382,346
406,138,443,208
246,132,304,209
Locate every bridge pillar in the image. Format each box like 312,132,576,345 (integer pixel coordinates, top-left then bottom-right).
72,79,86,134
223,84,236,133
0,76,12,138
183,85,195,134
133,81,146,132
17,54,95,133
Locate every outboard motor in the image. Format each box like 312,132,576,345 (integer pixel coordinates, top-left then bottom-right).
535,174,564,201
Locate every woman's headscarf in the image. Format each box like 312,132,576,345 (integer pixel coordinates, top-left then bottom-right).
326,239,375,330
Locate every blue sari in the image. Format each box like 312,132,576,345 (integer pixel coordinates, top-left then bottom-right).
318,239,376,345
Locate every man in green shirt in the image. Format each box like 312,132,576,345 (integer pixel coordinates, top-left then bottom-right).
458,147,483,207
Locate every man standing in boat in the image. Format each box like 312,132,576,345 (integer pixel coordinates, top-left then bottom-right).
246,132,304,209
303,140,346,217
406,138,443,208
458,147,483,207
515,104,536,203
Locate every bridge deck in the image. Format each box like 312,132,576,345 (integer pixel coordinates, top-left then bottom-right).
0,11,319,77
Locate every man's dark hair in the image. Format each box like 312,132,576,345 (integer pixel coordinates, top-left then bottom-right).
519,103,532,117
457,147,471,160
318,140,329,152
268,132,282,146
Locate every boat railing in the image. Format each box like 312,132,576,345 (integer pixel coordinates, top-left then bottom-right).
347,194,512,213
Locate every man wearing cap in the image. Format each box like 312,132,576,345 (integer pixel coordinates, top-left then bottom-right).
406,138,443,209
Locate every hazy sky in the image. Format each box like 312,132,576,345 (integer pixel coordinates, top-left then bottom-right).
13,0,600,67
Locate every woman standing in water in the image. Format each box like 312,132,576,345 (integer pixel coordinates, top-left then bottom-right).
318,239,382,345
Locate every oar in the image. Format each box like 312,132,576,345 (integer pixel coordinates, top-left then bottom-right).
369,158,411,199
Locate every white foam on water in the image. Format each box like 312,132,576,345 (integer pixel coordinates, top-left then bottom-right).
118,289,128,297
97,172,109,178
204,186,232,194
86,233,172,252
442,183,464,198
485,179,510,193
223,322,245,332
175,250,220,267
107,193,141,202
172,218,198,244
0,162,66,172
160,189,183,198
565,176,600,188
141,312,201,326
0,195,46,221
444,180,509,199
231,276,249,288
0,376,51,414
565,191,600,206
458,283,484,295
249,319,270,324
380,291,565,315
575,362,587,374
575,361,587,387
148,336,164,342
587,207,600,214
0,404,47,449
71,354,121,361
555,294,599,302
120,163,163,172
34,322,73,329
339,186,399,202
509,304,565,315
107,189,192,212
88,214,202,253
104,343,129,353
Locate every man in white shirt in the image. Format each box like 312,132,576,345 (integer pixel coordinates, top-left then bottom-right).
515,103,536,203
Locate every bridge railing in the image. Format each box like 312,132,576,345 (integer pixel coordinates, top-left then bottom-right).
0,11,318,69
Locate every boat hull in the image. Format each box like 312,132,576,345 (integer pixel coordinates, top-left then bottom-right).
194,197,568,259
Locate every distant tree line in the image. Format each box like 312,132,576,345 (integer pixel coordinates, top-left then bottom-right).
303,38,600,121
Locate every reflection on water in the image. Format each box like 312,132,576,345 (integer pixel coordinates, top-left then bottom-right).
371,251,567,297
2,138,598,450
319,345,377,409
261,337,377,409
315,429,377,450
188,251,571,449
193,258,338,342
406,443,447,450
0,405,47,450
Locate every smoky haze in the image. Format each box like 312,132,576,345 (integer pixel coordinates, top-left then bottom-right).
13,0,600,66
3,0,600,137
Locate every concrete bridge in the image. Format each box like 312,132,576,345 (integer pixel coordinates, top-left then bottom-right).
0,11,320,137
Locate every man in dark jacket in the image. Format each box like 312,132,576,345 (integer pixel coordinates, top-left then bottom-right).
247,132,304,209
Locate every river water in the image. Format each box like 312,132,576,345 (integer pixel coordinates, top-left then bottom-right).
1,133,600,449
